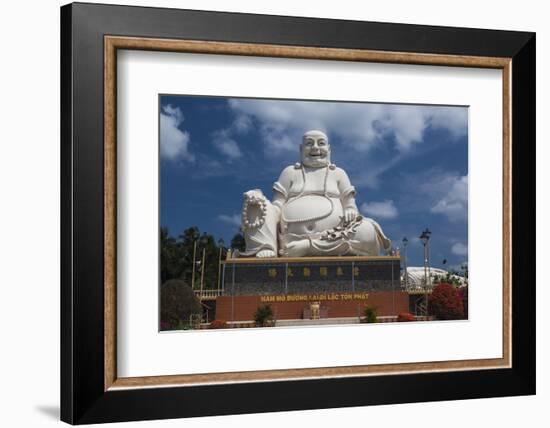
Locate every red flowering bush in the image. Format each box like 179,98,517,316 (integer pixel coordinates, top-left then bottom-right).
428,283,465,320
209,319,228,329
397,312,416,322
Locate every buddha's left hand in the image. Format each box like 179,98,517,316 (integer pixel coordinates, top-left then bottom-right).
344,208,358,223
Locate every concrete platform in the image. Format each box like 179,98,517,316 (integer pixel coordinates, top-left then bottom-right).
274,317,361,327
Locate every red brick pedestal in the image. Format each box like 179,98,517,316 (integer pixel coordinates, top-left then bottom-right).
216,291,409,322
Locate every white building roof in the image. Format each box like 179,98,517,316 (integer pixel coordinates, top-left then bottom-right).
404,266,466,288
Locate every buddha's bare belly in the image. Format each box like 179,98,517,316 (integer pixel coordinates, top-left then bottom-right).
282,195,343,236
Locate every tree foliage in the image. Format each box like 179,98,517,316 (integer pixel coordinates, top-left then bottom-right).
230,232,246,252
160,226,231,289
160,279,202,329
254,305,274,327
428,283,465,320
364,305,378,323
161,227,183,284
433,271,463,287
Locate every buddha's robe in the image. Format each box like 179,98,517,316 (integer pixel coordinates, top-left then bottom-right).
271,163,390,256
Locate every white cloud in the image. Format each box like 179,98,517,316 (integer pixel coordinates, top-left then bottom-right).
233,114,253,134
218,139,242,159
451,242,468,256
213,130,243,159
227,99,467,154
217,214,242,228
210,111,251,159
430,175,468,222
430,108,469,139
352,154,405,189
160,105,193,161
360,200,399,220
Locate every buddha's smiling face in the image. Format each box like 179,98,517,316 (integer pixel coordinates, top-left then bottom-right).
301,130,331,168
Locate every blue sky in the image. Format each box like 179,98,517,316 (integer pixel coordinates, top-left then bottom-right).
160,95,468,271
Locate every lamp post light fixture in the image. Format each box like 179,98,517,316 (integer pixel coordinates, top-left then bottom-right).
402,237,408,289
419,228,432,316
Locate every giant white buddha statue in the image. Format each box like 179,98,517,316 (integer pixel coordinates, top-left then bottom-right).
240,130,391,258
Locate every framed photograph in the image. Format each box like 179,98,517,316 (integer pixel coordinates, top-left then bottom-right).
61,2,535,424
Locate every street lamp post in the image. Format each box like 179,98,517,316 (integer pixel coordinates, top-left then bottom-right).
402,237,408,289
461,262,468,284
419,228,432,316
199,233,208,300
190,230,199,290
217,238,225,292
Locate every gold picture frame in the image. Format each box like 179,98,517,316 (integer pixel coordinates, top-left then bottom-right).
104,36,511,391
